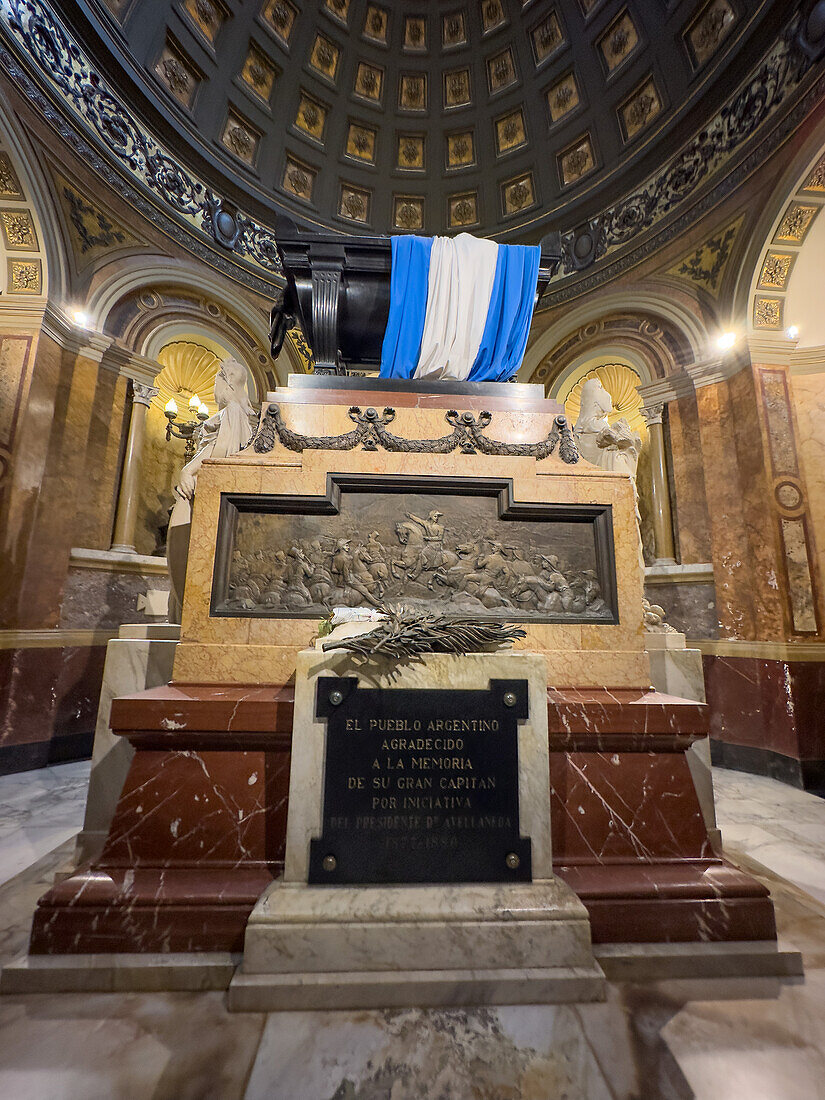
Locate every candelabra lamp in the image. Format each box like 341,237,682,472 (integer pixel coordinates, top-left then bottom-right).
164,394,210,462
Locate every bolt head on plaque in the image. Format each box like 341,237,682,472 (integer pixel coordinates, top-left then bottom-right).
506,852,521,870
503,691,517,707
329,689,344,706
322,854,337,871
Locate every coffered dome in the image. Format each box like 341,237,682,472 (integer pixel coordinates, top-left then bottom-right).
76,0,791,243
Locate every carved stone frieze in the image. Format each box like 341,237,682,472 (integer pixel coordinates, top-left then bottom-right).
251,405,580,463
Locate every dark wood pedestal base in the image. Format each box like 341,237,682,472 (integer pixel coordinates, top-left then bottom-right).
29,682,778,955
29,685,294,954
548,688,777,943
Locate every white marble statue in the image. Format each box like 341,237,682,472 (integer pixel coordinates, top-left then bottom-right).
574,377,676,633
167,358,257,622
573,377,642,478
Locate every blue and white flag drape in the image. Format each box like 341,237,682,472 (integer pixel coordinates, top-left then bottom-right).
379,232,540,383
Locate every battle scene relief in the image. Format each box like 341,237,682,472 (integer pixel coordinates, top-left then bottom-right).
216,491,614,623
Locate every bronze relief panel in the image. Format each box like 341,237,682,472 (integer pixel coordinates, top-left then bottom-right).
212,478,617,624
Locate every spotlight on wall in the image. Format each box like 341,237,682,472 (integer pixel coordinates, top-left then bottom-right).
72,310,90,328
787,325,800,340
716,332,736,352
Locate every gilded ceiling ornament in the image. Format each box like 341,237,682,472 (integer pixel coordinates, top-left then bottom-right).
753,296,783,329
502,173,534,214
803,155,825,193
774,204,819,243
686,0,735,68
449,194,477,227
394,197,423,230
161,57,190,95
339,186,369,222
600,13,638,71
7,258,41,293
0,210,36,248
758,252,794,291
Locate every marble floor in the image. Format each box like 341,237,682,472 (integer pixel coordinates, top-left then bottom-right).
0,763,825,1099
0,761,89,888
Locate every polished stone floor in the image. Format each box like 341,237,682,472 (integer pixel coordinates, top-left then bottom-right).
0,762,825,1099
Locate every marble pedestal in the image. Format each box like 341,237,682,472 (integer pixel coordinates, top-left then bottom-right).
74,623,180,866
229,650,605,1011
645,631,721,849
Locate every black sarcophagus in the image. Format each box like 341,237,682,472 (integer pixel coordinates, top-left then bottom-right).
270,217,563,375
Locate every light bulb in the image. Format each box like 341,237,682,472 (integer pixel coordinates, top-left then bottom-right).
188,393,201,410
716,332,736,352
165,398,178,415
72,310,89,328
199,402,209,416
787,325,799,340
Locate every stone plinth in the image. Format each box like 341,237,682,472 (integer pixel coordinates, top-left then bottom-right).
75,623,180,866
228,650,605,1010
547,687,777,944
25,683,294,958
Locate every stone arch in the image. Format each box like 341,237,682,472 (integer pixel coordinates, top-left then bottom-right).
93,265,274,396
0,89,65,301
525,307,700,393
742,135,825,347
734,111,825,337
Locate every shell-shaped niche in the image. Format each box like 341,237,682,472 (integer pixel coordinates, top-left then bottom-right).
154,340,223,416
564,362,647,441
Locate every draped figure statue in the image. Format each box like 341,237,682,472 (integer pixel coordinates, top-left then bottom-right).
573,377,675,633
166,358,257,623
573,377,642,479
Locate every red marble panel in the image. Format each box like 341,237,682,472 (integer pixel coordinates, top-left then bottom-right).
30,685,293,954
548,687,778,944
0,644,105,751
550,752,711,863
704,653,825,763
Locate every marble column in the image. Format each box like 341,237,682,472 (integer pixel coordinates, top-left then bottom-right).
110,381,158,554
641,403,676,565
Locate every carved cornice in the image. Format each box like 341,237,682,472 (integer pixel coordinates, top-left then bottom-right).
0,0,283,296
101,343,160,386
41,302,112,359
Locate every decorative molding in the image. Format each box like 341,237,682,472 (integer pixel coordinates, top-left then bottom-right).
645,562,714,585
69,546,169,575
101,343,160,386
747,335,797,366
0,627,119,649
0,1,283,295
541,19,824,306
40,302,112,359
252,405,580,463
0,2,818,304
790,344,825,376
549,24,811,282
696,639,825,661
